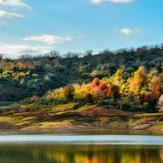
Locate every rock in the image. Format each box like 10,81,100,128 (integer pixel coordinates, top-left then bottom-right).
158,94,163,112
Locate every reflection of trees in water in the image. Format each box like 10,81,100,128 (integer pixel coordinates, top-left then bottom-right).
160,147,163,162
0,145,162,163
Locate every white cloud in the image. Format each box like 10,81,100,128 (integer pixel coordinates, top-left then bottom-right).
0,0,31,9
0,43,54,58
23,34,74,45
0,10,23,18
0,34,75,58
91,0,134,4
114,28,142,35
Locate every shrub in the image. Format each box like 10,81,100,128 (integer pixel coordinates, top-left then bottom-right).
30,95,39,103
44,87,65,101
97,82,108,99
137,93,157,105
63,85,74,101
85,93,94,103
107,84,120,99
74,84,98,100
120,103,131,111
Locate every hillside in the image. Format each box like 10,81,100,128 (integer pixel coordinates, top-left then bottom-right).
0,45,162,102
0,45,162,133
1,103,163,134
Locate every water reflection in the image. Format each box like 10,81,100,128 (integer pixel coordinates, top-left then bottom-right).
0,145,162,163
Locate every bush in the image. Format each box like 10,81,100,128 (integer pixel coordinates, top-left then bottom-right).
85,93,94,103
120,103,131,111
63,85,74,101
98,99,110,106
108,84,120,99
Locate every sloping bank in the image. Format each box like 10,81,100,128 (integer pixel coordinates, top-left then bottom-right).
0,104,163,134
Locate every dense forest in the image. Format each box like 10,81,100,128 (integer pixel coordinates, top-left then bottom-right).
0,45,162,102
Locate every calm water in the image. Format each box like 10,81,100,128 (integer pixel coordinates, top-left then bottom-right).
0,133,163,163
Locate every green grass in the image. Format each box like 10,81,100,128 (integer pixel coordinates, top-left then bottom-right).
134,113,163,118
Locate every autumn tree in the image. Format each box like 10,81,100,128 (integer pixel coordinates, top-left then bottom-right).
129,66,146,94
107,84,120,99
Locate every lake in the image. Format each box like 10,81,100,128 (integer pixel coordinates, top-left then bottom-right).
0,133,163,163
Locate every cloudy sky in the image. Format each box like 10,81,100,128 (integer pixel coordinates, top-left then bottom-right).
0,0,163,58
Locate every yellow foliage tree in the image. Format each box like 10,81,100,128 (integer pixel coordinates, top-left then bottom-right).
129,66,146,94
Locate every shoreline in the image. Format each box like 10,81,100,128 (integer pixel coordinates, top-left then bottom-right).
0,122,163,135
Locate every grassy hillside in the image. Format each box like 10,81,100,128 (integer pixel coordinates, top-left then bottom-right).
1,103,163,134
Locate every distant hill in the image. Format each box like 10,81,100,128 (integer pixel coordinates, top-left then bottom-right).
0,45,162,102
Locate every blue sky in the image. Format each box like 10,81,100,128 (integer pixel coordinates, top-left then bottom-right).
0,0,163,58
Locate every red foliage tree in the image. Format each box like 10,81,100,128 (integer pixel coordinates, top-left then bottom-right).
152,83,163,97
92,78,101,87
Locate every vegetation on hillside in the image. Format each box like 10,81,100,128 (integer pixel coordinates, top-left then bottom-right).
26,66,162,113
0,45,162,102
0,45,162,132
